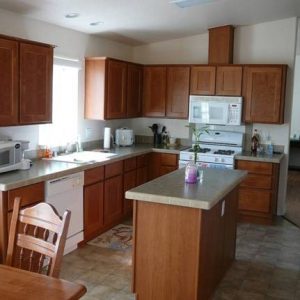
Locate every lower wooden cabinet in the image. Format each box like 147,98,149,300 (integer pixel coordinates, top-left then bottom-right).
123,170,136,214
149,153,178,180
84,181,104,241
104,175,123,226
236,160,279,224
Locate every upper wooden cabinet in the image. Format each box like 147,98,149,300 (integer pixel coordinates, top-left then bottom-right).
127,63,143,118
0,38,18,126
190,66,216,95
0,35,53,126
208,25,234,64
85,57,143,120
143,66,167,117
19,43,53,124
166,66,190,119
242,65,287,124
216,66,243,96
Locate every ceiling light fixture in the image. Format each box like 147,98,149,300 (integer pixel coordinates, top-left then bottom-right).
65,13,80,18
170,0,219,8
89,21,104,26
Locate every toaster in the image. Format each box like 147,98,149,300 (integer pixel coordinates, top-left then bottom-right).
115,128,134,146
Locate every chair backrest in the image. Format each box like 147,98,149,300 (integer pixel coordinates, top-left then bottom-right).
5,197,71,278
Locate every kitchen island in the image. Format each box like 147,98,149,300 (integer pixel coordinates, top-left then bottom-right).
125,167,247,300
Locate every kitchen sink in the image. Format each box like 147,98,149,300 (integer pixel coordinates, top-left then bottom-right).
47,151,117,164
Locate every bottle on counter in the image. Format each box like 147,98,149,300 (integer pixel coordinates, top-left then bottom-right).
265,134,274,156
251,129,260,154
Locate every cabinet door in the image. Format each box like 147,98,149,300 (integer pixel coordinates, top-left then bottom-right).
242,66,286,124
84,182,104,241
127,63,142,118
190,66,216,95
216,66,242,96
136,166,148,186
143,66,166,117
0,38,18,126
166,66,190,119
106,59,127,119
104,175,123,225
124,170,136,214
19,43,53,124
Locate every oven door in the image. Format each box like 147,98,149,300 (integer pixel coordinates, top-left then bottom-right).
0,146,15,168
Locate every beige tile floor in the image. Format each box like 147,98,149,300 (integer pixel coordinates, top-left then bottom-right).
61,218,300,300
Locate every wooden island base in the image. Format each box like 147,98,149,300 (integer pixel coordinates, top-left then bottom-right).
132,188,238,300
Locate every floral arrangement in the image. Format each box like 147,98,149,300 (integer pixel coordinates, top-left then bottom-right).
186,124,210,163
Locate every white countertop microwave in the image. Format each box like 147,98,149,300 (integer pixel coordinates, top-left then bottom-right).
188,95,243,125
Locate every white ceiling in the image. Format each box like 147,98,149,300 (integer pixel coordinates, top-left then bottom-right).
0,0,299,46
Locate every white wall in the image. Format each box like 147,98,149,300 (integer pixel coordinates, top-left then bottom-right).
132,17,298,215
0,8,134,149
291,55,300,138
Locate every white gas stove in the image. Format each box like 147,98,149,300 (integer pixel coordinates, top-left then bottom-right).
179,130,244,169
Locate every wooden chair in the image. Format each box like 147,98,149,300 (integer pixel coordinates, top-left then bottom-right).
5,197,71,278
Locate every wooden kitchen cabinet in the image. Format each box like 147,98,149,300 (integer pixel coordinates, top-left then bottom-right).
136,154,150,186
106,59,127,119
0,38,18,126
216,66,243,96
149,153,178,180
84,181,104,241
242,65,287,124
143,66,166,117
85,57,144,120
166,66,190,119
19,43,53,124
104,175,123,226
236,160,280,224
84,166,104,241
123,170,136,214
127,63,143,118
0,35,53,126
190,66,216,95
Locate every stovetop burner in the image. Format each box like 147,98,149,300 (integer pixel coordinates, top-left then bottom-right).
213,150,235,155
188,147,211,153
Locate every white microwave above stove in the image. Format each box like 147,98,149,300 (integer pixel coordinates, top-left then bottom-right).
188,95,243,125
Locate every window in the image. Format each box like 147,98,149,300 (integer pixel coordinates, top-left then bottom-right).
39,64,79,147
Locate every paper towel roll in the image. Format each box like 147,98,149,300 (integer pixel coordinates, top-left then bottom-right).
104,127,111,149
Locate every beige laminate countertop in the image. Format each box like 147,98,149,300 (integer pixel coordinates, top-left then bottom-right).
125,167,247,210
0,144,187,191
235,151,284,164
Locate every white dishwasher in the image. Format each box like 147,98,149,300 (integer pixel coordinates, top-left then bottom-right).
45,172,84,255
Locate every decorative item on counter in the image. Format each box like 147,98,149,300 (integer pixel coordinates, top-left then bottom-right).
251,129,260,154
265,134,273,156
168,137,176,146
185,162,198,184
45,146,53,158
161,127,169,145
186,124,210,163
38,145,47,158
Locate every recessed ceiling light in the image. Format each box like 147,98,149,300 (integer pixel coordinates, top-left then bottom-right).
65,13,80,18
170,0,219,8
90,21,104,26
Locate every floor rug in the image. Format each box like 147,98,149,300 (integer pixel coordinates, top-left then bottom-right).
88,224,133,251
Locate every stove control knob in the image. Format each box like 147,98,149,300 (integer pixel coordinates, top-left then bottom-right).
221,158,225,163
215,157,219,162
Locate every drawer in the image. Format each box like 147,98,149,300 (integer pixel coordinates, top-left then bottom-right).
137,154,149,168
124,157,137,172
8,182,44,211
160,153,178,167
240,174,272,189
105,161,123,179
236,160,273,175
84,166,104,185
238,188,272,213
